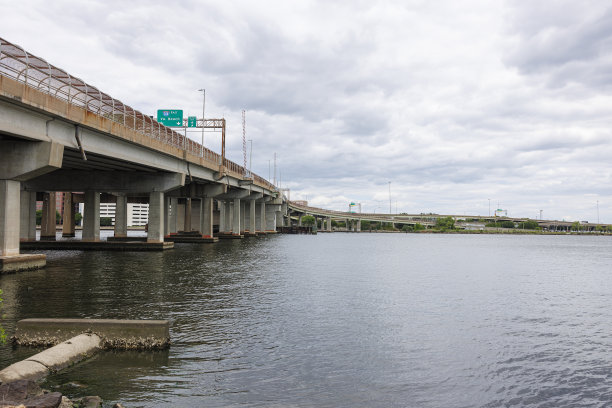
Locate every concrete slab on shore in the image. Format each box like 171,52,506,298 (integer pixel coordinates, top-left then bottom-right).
0,333,100,384
0,254,46,274
14,318,170,349
20,241,173,251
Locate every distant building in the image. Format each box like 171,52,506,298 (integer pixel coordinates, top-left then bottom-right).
97,203,150,226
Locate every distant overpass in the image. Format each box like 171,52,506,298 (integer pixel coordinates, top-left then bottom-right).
286,201,610,232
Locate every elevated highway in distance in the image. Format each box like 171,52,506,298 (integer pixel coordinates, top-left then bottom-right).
287,201,610,232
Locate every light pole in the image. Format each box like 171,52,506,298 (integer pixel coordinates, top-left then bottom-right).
488,198,491,217
198,88,205,156
248,139,253,177
388,181,391,214
268,159,271,182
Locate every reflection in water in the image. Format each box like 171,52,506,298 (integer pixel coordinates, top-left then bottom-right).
1,234,612,407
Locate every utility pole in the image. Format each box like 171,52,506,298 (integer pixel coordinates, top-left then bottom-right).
388,181,391,214
198,88,205,156
274,153,277,187
539,209,543,220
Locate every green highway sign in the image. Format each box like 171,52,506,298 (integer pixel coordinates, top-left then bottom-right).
188,116,197,127
157,109,183,127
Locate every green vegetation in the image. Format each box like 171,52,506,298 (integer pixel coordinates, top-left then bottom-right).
361,220,371,230
301,215,315,227
75,212,83,226
36,210,62,225
435,217,455,231
517,220,540,230
401,224,413,232
100,217,113,227
414,223,426,231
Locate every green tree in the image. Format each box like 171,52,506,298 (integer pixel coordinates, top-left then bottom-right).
36,209,42,225
435,217,455,231
571,221,581,231
301,215,315,227
414,223,425,231
74,212,83,226
517,220,539,230
361,220,371,230
401,224,413,232
100,217,113,227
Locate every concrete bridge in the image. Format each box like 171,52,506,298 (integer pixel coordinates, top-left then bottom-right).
0,38,285,272
286,201,611,233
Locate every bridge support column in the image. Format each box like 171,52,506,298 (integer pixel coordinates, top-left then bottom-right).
168,197,178,234
62,193,75,237
356,219,361,232
298,215,303,227
83,191,100,242
249,200,256,235
20,190,36,241
201,197,213,238
225,201,232,233
266,204,279,232
183,198,192,232
232,198,241,236
240,201,246,234
114,193,128,238
0,180,21,256
258,202,266,233
41,192,56,241
163,196,170,236
218,201,225,233
147,191,164,243
327,217,332,232
191,199,201,232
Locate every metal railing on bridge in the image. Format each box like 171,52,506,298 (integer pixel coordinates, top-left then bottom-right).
0,37,276,192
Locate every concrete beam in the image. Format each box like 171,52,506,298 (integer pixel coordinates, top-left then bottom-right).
23,170,185,193
0,141,63,181
217,188,251,200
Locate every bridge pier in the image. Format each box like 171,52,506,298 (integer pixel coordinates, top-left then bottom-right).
114,193,128,238
83,191,100,242
1,180,21,256
327,217,332,232
168,197,178,234
62,192,75,238
20,190,36,241
147,191,164,243
41,192,57,241
257,201,266,234
201,197,214,238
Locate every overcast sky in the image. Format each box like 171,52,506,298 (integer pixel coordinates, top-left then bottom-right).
2,0,611,222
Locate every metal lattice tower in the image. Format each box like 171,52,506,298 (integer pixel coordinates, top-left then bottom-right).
242,110,247,176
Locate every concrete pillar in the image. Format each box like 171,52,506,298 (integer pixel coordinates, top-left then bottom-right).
163,196,170,236
176,202,185,231
183,197,192,232
201,197,213,237
82,191,100,242
20,190,36,241
240,200,246,234
191,199,201,232
232,198,241,235
276,209,283,228
356,219,361,232
1,180,21,256
41,192,56,240
147,191,164,243
249,200,256,233
298,215,303,227
169,197,178,234
62,193,75,237
114,193,127,238
266,205,277,231
259,202,266,232
327,217,332,232
219,200,226,233
225,201,232,233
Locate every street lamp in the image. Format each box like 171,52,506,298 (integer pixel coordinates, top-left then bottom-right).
197,88,205,157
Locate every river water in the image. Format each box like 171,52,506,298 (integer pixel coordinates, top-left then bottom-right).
1,233,612,407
